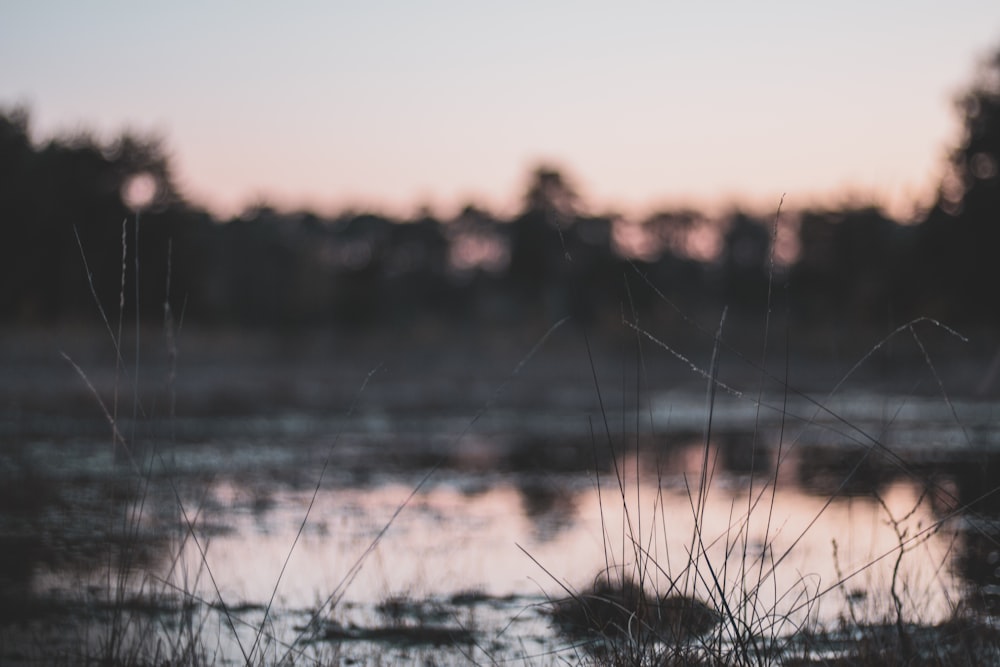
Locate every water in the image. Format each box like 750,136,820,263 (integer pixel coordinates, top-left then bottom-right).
1,332,998,663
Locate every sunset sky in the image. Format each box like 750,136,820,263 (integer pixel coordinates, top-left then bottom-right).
3,2,1000,221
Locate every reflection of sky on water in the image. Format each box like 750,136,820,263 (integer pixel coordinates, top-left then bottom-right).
6,374,997,661
162,441,959,631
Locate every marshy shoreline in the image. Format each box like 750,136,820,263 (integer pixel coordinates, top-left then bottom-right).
1,320,999,664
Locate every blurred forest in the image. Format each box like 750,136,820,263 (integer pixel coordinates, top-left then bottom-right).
2,44,999,350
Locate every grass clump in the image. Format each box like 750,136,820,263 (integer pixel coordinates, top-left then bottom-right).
550,574,720,642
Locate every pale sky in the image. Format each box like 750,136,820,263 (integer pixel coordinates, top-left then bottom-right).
3,2,999,220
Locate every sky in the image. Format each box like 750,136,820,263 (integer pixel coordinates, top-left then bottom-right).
2,2,1000,221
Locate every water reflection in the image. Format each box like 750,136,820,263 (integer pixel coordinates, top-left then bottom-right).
714,430,773,476
515,475,578,538
943,453,1000,615
156,439,962,626
1,414,996,660
154,464,955,642
794,445,898,497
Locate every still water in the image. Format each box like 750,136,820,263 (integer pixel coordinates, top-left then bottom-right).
3,377,997,664
1,322,998,664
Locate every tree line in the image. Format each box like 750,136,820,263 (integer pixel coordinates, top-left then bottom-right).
1,44,998,340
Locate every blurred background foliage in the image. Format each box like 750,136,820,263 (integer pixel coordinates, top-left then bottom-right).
2,42,999,346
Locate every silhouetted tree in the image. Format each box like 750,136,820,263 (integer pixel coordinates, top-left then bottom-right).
562,214,623,327
106,132,183,211
0,108,41,319
790,207,907,325
328,213,392,328
0,108,201,324
719,212,771,312
522,165,580,220
0,118,130,322
915,41,1000,324
507,166,580,319
644,209,707,260
383,214,455,322
944,44,1000,221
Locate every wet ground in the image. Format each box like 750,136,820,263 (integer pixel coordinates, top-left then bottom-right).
1,326,998,664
